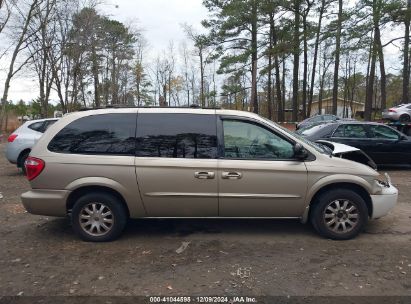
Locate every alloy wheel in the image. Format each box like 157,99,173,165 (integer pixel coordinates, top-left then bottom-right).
79,203,114,237
323,200,359,234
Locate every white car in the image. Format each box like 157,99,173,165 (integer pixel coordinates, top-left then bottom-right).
5,118,58,173
382,103,411,122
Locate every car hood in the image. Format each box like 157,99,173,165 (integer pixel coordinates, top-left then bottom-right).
316,140,377,170
317,140,360,154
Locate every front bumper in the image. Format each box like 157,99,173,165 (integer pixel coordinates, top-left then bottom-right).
370,184,398,219
21,190,70,217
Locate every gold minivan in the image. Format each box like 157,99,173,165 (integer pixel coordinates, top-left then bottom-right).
21,108,398,242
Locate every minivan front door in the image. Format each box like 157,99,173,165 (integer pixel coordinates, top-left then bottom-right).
135,111,219,217
218,118,308,217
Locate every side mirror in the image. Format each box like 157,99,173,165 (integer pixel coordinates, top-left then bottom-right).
294,143,309,160
400,135,408,141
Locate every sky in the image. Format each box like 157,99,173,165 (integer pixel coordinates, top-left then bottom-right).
100,0,207,54
0,0,405,103
0,0,208,102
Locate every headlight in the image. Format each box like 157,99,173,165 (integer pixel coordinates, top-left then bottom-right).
375,173,391,188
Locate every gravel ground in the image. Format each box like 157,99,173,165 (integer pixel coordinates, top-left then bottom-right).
0,142,411,298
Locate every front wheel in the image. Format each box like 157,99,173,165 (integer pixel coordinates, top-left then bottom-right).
71,192,128,242
310,189,368,240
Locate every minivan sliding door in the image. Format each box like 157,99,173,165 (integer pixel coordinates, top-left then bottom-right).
135,110,219,217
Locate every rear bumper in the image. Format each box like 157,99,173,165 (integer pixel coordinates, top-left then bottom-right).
5,143,19,164
382,112,399,121
370,185,398,219
21,190,70,217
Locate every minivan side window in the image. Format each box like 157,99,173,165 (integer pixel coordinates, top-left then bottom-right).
223,120,294,160
136,113,217,159
48,114,136,155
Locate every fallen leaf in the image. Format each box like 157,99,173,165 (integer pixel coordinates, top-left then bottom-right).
176,242,190,254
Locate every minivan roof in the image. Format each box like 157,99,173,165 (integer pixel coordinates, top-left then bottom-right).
70,107,263,120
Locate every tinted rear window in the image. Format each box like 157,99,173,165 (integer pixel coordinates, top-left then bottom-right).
48,114,136,155
28,122,45,133
43,120,57,131
136,113,217,159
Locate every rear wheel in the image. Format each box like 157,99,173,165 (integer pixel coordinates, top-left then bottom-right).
71,192,128,242
399,114,411,122
18,151,30,175
310,189,368,240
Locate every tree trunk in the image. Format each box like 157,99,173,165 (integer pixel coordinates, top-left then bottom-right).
92,46,100,107
292,0,300,122
0,0,39,130
200,50,205,107
365,39,377,121
332,0,343,116
302,13,308,119
267,13,275,120
350,61,357,115
111,51,117,105
282,54,286,121
402,0,411,104
308,0,325,117
272,20,283,122
375,26,386,111
250,0,258,114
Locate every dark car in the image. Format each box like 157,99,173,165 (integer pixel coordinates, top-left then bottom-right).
296,114,341,130
298,121,411,166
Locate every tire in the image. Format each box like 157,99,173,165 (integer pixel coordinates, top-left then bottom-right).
399,114,411,122
71,192,128,242
18,151,30,175
310,189,368,240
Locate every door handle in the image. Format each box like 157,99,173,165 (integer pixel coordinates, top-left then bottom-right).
222,172,243,180
194,172,215,180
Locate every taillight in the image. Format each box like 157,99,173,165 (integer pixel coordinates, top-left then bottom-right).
8,134,18,142
24,157,45,181
389,108,397,113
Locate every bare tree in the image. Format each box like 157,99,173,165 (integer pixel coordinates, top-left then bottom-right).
292,0,301,122
180,41,195,106
332,0,343,115
308,0,328,117
134,34,148,106
27,0,56,117
45,0,80,112
0,0,42,130
183,24,211,107
0,0,13,35
403,0,411,104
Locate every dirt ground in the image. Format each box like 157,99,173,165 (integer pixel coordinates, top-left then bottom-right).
0,142,411,298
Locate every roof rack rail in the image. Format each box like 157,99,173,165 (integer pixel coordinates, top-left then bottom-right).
78,105,222,111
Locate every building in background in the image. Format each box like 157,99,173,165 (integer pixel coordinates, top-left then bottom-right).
310,97,365,118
